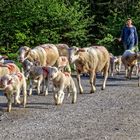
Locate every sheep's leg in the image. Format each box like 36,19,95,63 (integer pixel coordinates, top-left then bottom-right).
28,79,33,96
53,91,58,105
57,90,65,105
77,74,83,94
6,93,12,112
129,65,134,79
90,71,96,93
118,63,121,74
44,77,49,96
55,83,65,105
71,81,77,104
15,88,21,105
66,87,70,98
138,71,140,87
41,76,45,94
22,79,27,107
37,76,43,95
125,66,128,78
135,64,138,76
41,78,45,94
115,63,118,74
111,62,115,77
102,62,109,90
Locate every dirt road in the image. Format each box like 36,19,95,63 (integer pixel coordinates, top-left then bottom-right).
0,72,140,140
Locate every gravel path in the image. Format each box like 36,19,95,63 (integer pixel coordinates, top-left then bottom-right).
0,71,140,140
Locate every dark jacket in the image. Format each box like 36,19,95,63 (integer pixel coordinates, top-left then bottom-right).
120,25,138,46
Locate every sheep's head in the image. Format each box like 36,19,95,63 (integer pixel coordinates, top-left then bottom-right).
68,46,80,63
0,74,13,89
18,46,31,62
47,66,59,80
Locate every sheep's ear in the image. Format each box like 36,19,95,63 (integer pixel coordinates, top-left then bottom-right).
53,67,58,73
58,66,64,71
72,46,79,51
8,78,13,85
26,48,31,56
34,60,40,66
23,46,30,51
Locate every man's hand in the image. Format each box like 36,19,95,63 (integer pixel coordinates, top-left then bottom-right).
118,38,122,42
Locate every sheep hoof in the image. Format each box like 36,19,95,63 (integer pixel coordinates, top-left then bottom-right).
44,92,48,96
101,87,105,90
55,102,62,105
90,89,96,93
72,101,76,104
7,110,10,112
79,91,83,94
28,93,32,96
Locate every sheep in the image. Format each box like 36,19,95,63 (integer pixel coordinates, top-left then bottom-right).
68,46,110,93
109,53,122,77
18,44,59,67
0,72,27,112
47,66,77,105
121,50,140,79
22,60,49,96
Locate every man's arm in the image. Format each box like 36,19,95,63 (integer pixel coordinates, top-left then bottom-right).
134,27,138,46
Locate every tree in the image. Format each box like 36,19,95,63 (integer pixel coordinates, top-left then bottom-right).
0,0,93,54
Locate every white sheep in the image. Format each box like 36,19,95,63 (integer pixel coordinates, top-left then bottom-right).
47,66,77,105
23,60,49,96
0,72,27,112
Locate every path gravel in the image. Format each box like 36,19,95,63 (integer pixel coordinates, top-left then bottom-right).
0,71,140,140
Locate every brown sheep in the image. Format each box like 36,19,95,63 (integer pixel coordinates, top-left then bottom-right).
68,46,110,94
121,50,140,79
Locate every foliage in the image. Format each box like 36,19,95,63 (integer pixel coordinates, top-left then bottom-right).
0,0,93,51
0,0,140,60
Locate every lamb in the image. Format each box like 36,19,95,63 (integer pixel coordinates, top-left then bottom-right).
47,66,77,105
22,60,49,96
0,72,27,112
109,53,122,77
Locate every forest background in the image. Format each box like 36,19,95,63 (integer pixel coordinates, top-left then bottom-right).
0,0,140,61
